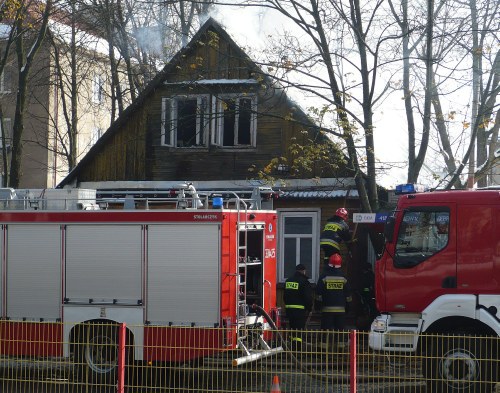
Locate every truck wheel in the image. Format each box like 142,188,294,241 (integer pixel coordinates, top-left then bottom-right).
77,323,119,385
424,333,497,393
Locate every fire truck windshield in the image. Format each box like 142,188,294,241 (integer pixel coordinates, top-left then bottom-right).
393,209,450,268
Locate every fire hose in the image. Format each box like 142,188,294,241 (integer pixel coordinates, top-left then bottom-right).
250,304,346,382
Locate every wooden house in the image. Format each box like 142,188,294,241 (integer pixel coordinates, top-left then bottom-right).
58,18,373,328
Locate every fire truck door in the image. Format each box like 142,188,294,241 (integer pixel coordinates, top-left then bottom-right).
456,204,498,292
384,205,456,312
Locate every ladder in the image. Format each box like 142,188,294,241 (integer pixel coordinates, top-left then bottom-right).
236,198,249,327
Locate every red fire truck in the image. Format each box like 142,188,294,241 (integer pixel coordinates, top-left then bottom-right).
369,185,499,392
0,185,281,380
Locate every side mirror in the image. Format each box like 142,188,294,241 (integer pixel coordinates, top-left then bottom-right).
384,216,395,243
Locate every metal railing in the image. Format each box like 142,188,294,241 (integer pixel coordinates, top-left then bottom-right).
0,321,498,392
0,186,275,211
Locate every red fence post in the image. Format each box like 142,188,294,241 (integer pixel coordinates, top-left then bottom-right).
350,329,357,393
117,323,126,393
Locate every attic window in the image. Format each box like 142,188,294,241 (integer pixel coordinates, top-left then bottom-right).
161,95,209,148
212,95,257,147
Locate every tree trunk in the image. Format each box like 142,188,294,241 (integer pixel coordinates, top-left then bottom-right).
9,0,52,187
310,0,374,212
70,0,78,170
0,105,8,187
408,0,433,183
351,0,378,210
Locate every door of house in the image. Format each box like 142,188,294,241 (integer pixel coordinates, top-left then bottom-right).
278,210,320,282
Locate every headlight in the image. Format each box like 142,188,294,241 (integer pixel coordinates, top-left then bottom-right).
371,317,387,332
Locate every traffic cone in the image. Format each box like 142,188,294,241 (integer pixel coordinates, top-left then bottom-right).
270,375,281,393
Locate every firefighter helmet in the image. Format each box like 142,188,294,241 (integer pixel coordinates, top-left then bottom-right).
328,254,342,268
335,207,349,221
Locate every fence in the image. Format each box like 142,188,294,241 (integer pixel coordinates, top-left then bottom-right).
0,321,498,393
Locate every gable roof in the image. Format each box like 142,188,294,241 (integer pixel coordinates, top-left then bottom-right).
57,17,319,188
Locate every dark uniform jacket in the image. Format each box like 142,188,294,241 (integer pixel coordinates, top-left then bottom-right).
316,265,352,313
284,271,313,311
320,216,350,252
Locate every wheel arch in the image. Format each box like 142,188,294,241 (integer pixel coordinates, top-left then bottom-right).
423,316,497,336
69,319,135,361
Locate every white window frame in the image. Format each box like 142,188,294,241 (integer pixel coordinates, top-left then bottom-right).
212,94,257,147
91,126,103,145
0,67,11,93
161,95,210,148
0,118,12,149
277,209,321,283
92,74,105,104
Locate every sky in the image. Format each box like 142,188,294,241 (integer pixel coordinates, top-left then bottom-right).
208,3,410,189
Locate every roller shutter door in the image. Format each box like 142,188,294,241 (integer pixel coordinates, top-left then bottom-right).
147,224,220,326
7,224,61,319
65,225,142,303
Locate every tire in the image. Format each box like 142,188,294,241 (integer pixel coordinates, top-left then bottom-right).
423,332,497,393
77,323,119,386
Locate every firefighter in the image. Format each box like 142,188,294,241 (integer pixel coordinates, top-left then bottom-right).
284,264,313,348
359,262,377,326
320,207,351,264
316,254,352,346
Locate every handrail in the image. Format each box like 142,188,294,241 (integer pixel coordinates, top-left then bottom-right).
0,187,272,212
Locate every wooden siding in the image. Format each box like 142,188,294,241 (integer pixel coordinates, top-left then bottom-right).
77,112,147,182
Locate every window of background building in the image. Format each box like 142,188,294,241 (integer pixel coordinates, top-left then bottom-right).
278,210,320,282
0,118,12,149
91,126,103,145
92,75,105,104
0,67,12,93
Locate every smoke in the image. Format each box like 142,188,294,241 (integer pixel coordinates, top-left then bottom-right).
134,26,164,57
201,2,285,52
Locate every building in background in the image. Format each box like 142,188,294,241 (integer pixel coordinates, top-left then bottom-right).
0,14,127,188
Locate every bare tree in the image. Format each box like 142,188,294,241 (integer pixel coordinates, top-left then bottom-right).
389,0,499,188
9,0,53,187
0,1,19,186
83,0,215,101
239,0,404,212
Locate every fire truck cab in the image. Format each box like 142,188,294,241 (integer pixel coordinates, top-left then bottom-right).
369,185,499,392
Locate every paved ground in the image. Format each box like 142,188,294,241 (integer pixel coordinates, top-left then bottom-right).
0,352,430,393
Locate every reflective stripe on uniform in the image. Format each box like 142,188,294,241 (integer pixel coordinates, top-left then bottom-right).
321,306,345,313
323,223,344,232
319,239,341,248
321,275,347,285
285,305,305,309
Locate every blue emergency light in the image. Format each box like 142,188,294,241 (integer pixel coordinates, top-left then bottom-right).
395,183,428,195
212,196,223,209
